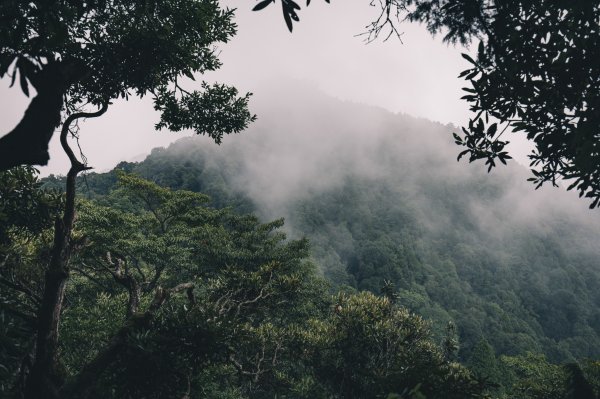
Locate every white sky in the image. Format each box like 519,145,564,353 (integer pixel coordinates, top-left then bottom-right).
0,1,531,176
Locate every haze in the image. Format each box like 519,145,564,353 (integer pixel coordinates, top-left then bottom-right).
0,1,533,177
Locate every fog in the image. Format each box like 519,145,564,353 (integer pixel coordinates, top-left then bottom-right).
156,79,600,253
0,1,533,177
2,0,600,369
0,0,591,234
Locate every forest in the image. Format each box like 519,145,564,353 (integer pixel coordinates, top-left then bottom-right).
1,0,600,398
32,88,600,398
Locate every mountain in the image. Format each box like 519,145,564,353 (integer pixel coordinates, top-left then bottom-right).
47,82,600,362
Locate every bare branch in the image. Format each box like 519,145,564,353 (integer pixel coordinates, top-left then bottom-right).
60,103,109,171
357,0,407,43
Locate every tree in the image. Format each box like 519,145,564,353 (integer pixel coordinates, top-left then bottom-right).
0,171,326,397
0,166,63,396
1,3,256,398
402,1,600,208
0,0,255,171
467,339,503,395
0,170,489,398
299,291,485,398
257,0,600,208
61,173,323,398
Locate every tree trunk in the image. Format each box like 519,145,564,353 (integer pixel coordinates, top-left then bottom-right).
0,58,88,172
24,167,80,399
23,104,107,399
0,87,64,171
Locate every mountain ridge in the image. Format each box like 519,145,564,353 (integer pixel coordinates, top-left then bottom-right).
44,86,600,362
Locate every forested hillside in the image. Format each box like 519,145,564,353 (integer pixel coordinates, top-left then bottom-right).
46,85,600,367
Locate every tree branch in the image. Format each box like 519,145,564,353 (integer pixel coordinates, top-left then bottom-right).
25,102,108,399
0,59,89,172
62,282,195,399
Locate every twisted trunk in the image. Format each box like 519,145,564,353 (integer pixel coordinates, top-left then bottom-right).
23,105,107,399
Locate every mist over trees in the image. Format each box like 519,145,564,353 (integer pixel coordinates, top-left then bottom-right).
259,0,600,208
36,86,600,397
2,1,600,397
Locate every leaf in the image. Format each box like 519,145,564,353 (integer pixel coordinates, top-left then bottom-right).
461,53,476,64
287,0,301,10
19,68,30,97
183,70,195,81
0,54,14,78
283,8,293,32
458,69,471,78
9,65,17,88
466,70,479,80
252,0,274,11
457,150,469,161
486,123,498,137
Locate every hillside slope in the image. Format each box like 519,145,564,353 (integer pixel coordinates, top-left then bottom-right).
47,84,600,362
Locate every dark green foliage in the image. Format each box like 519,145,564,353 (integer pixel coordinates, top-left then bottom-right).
467,339,505,395
1,0,234,108
380,0,600,208
294,292,485,398
0,167,63,396
452,2,600,208
59,105,600,366
0,0,255,170
252,0,331,32
6,144,600,397
290,175,600,362
26,88,600,397
0,171,484,397
0,166,63,243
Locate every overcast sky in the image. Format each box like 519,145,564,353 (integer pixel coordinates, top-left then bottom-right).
0,1,531,176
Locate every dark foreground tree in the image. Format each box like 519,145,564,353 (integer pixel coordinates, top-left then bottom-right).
257,0,600,208
0,0,255,171
1,2,256,397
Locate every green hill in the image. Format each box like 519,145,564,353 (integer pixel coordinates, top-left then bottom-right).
46,84,600,363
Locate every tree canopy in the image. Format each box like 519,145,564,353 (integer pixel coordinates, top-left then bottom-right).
0,0,255,171
0,169,487,398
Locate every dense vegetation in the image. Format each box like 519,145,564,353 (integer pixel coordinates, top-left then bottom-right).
3,1,598,397
2,166,600,398
3,168,490,398
35,89,600,397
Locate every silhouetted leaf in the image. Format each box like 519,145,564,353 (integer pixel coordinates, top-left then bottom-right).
461,53,476,64
253,0,274,12
283,7,293,32
457,150,469,161
0,54,13,78
19,70,29,97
